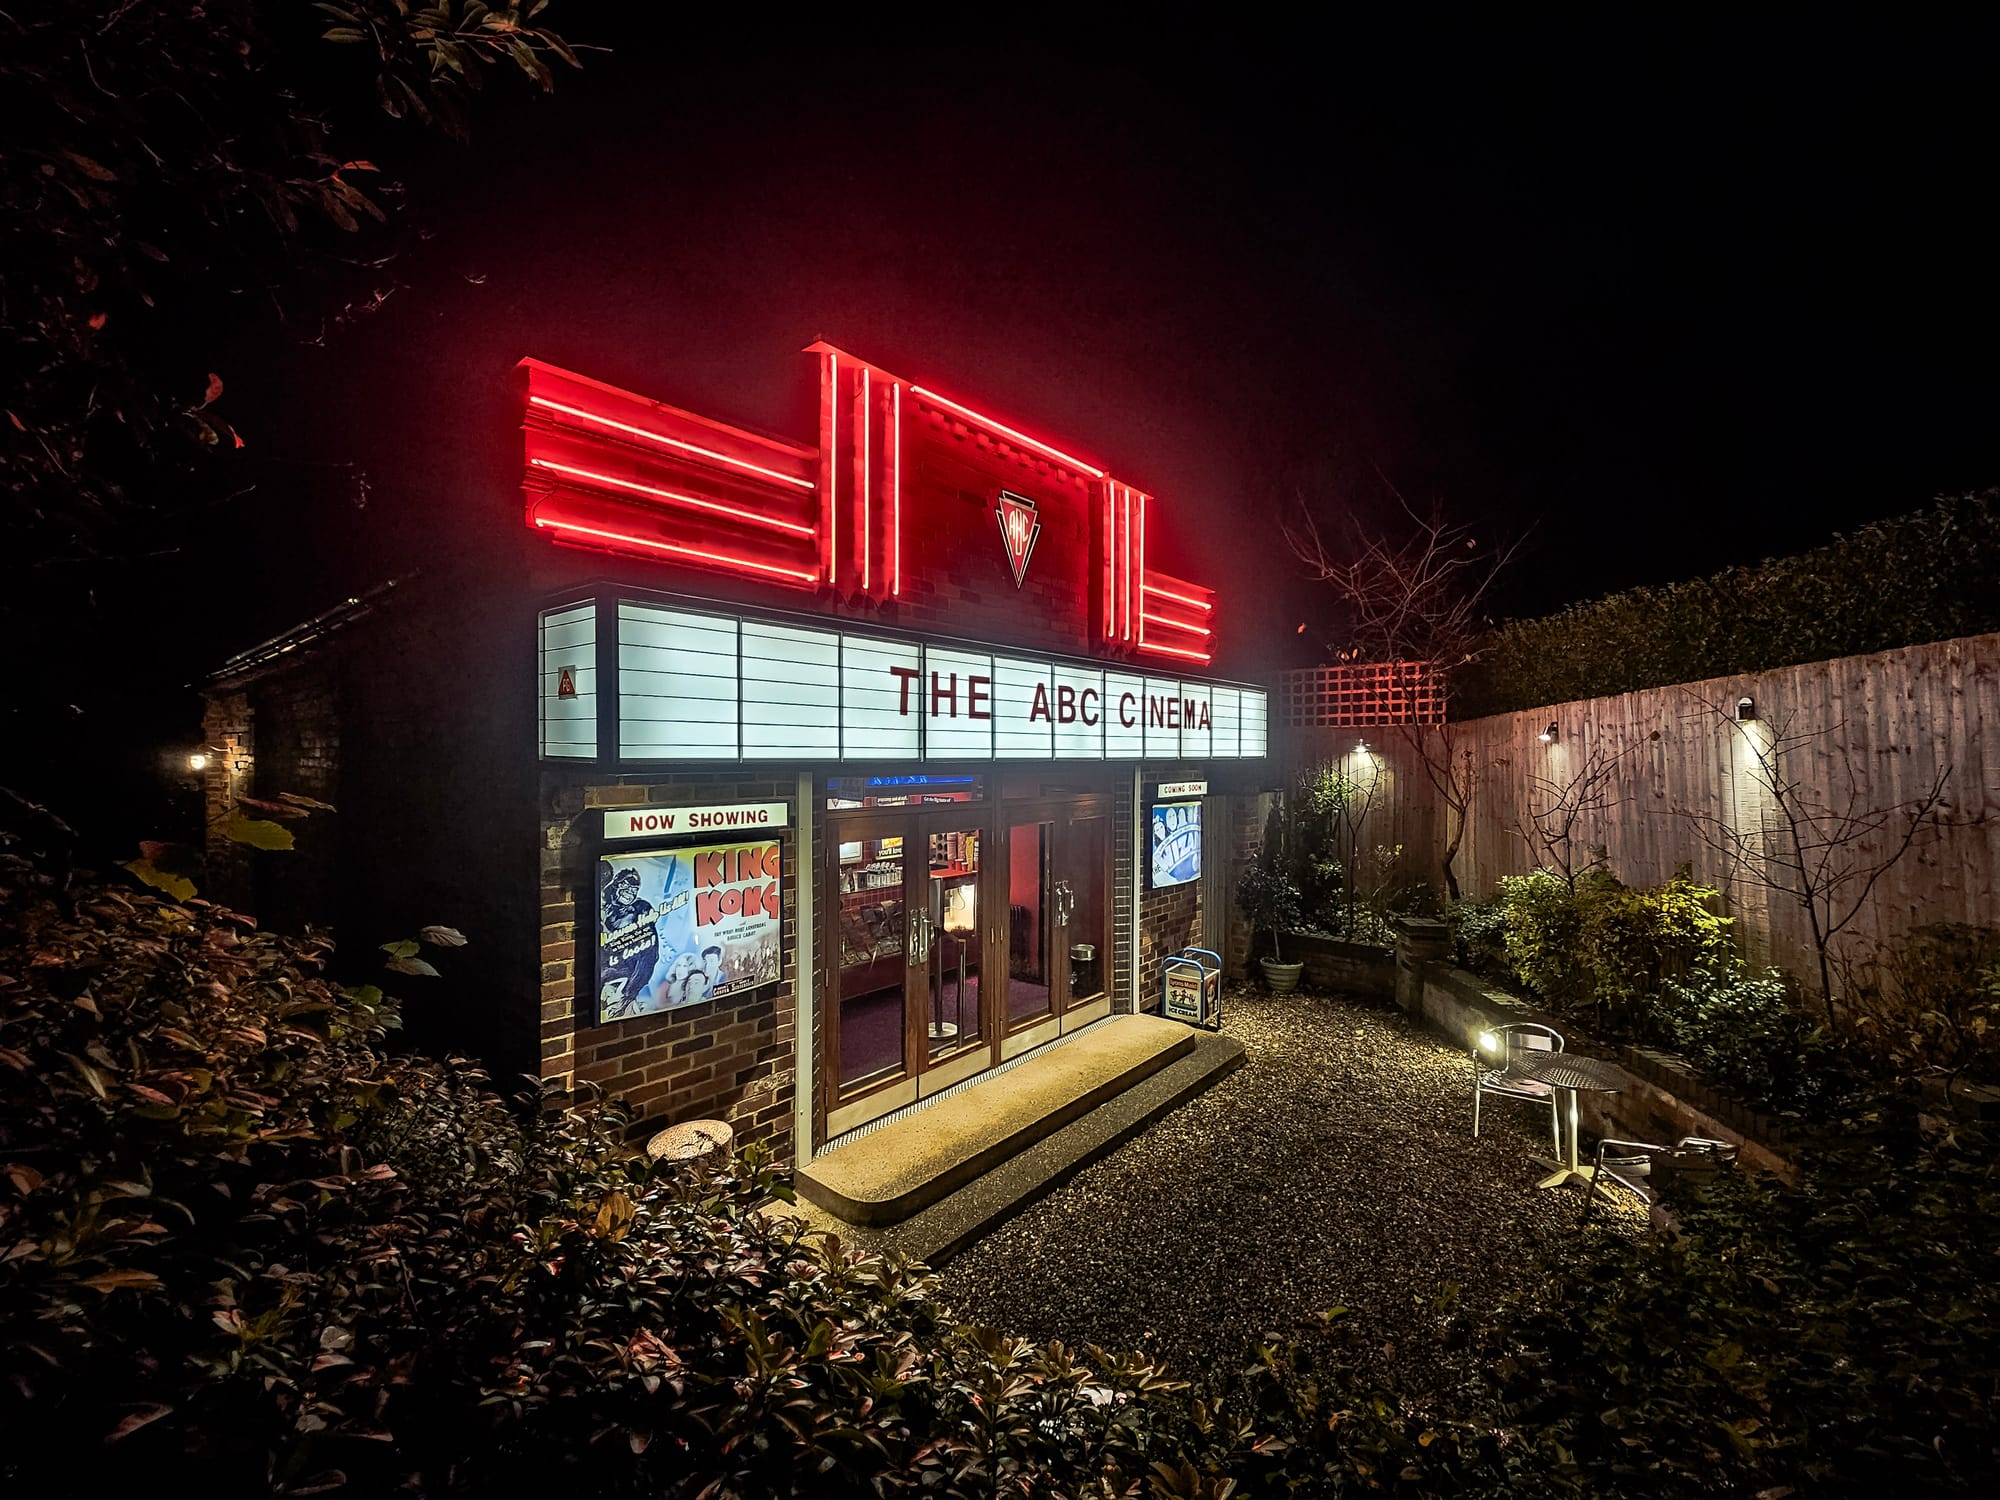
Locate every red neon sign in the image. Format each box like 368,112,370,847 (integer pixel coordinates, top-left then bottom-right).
528,395,815,490
529,458,815,536
533,516,820,583
522,348,1221,663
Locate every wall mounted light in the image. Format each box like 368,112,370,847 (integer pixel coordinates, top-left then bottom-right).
1737,695,1757,722
1354,739,1370,755
187,751,209,772
1538,722,1559,744
233,758,250,772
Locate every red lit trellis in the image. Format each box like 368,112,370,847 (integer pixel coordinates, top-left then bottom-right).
1277,662,1444,727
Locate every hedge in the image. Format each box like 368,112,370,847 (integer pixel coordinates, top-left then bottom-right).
1453,490,2000,717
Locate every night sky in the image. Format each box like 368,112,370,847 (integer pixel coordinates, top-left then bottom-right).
29,15,2000,844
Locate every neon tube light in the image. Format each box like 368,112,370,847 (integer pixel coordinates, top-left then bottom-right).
1143,582,1214,610
828,353,838,589
529,458,816,535
860,367,871,593
908,385,1106,477
1137,492,1148,646
533,517,820,582
1137,640,1213,663
528,395,814,489
1102,488,1114,638
1120,487,1132,641
892,381,902,596
1143,612,1213,637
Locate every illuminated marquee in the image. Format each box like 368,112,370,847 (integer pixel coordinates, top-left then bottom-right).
540,598,1268,764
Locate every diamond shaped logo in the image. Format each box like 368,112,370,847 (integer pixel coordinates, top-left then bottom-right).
995,490,1042,589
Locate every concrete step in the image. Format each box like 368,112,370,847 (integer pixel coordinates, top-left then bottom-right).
784,1024,1246,1265
797,1014,1199,1227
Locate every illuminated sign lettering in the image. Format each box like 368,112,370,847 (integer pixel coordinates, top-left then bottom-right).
549,600,1269,765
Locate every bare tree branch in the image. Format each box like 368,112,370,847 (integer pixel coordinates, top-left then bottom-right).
1674,691,1952,1026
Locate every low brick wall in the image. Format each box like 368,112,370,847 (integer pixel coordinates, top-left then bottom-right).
1283,932,1394,1000
1409,960,1797,1182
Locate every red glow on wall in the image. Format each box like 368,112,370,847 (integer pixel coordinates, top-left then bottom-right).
827,352,839,590
908,384,1107,478
529,458,816,536
892,380,903,597
532,515,820,583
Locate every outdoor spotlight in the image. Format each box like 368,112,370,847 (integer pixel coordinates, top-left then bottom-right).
1538,722,1559,744
1478,1030,1500,1056
187,751,209,772
1354,739,1370,755
1736,695,1757,722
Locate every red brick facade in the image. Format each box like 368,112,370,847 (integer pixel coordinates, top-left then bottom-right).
538,772,801,1158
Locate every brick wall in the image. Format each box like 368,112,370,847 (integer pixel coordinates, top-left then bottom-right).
200,573,541,1081
540,771,799,1160
1225,792,1275,977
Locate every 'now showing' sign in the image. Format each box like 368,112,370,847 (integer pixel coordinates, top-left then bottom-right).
604,802,789,841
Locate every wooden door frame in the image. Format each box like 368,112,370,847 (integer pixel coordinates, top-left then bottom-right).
822,808,920,1125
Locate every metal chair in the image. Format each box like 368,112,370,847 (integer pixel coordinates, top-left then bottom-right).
1470,1022,1564,1155
1579,1135,1738,1223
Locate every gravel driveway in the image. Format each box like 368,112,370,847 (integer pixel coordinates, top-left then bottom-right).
936,986,1635,1398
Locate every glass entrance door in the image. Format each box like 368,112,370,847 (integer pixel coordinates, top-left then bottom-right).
830,816,911,1096
918,815,988,1073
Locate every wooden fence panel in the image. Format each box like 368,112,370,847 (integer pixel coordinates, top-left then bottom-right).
1276,631,2000,985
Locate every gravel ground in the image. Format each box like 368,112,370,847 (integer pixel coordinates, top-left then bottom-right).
937,986,1637,1400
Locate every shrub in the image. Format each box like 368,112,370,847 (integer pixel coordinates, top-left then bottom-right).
1453,490,2000,717
1847,924,2000,1086
1660,964,1844,1115
1490,1103,2000,1497
1449,896,1514,981
1238,857,1305,964
1576,870,1732,1034
1498,869,1591,1010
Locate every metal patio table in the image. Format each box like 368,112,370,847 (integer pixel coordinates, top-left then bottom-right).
1509,1050,1625,1191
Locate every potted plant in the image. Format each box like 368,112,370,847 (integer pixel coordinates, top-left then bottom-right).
1239,856,1306,993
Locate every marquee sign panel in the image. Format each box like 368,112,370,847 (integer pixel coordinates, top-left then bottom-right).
548,600,1269,766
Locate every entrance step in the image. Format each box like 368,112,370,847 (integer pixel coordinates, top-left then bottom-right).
789,1018,1245,1264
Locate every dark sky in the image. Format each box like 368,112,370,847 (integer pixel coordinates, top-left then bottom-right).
239,16,1998,646
33,14,2000,844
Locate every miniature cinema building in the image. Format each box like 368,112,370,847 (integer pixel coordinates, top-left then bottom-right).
201,343,1269,1176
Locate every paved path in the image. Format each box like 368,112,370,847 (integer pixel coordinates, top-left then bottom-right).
937,987,1635,1397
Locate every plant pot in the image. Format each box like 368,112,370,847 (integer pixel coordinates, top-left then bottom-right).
1260,958,1305,994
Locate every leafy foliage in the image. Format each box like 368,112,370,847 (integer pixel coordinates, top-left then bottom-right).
4,862,1997,1497
1455,490,2000,717
1448,896,1514,982
0,1,581,596
1494,870,1847,1116
1498,870,1592,1010
1847,923,2000,1087
1490,1105,2000,1497
1659,964,1841,1114
1575,870,1733,1033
